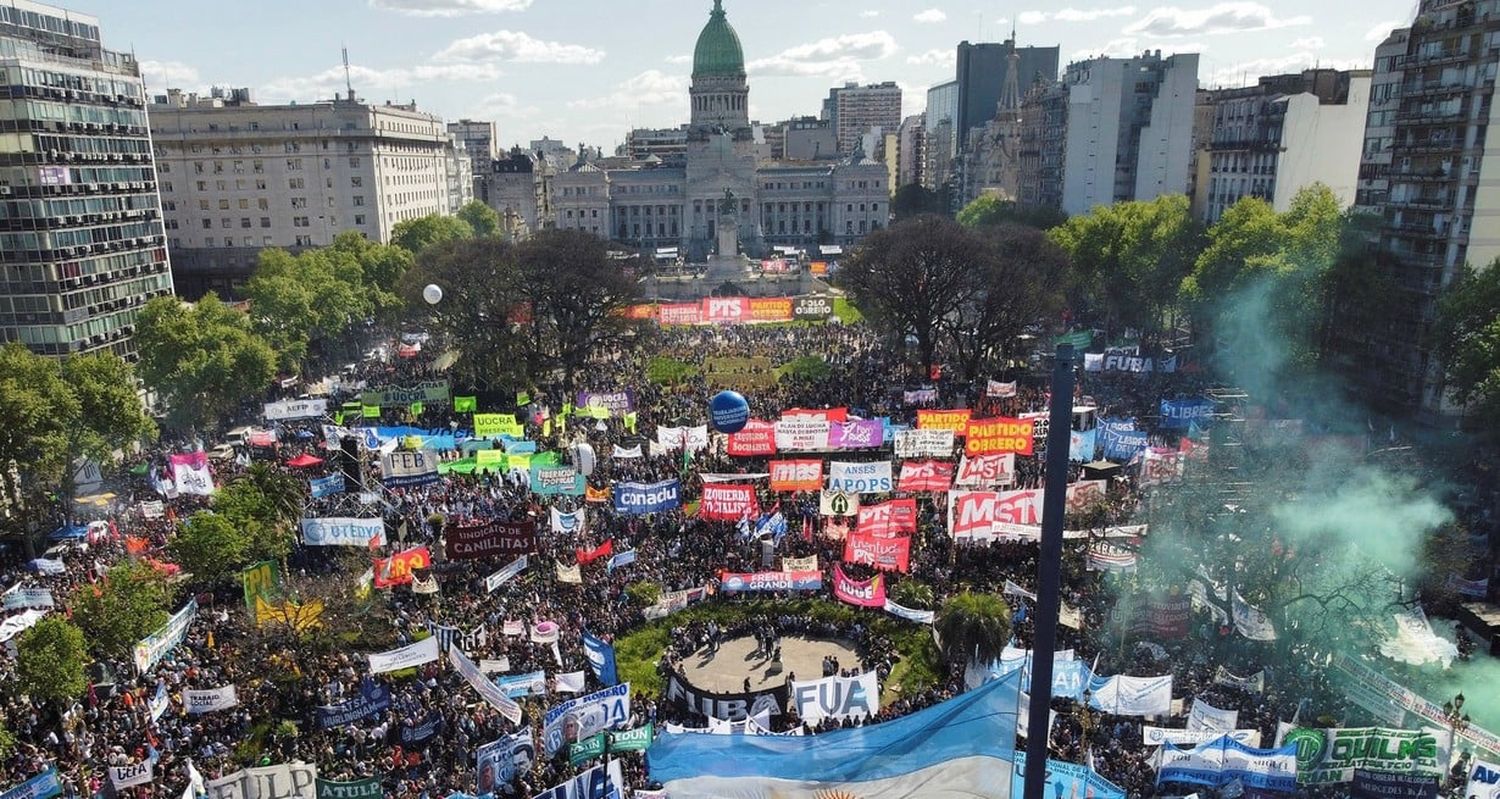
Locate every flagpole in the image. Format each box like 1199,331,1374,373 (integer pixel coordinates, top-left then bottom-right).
1023,344,1077,799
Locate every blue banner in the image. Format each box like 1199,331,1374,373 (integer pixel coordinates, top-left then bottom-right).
1157,736,1298,793
399,712,443,746
1160,399,1216,429
317,679,391,729
1069,428,1098,462
502,438,538,455
530,763,616,799
360,425,471,452
530,465,585,496
613,480,681,514
581,631,618,686
1012,752,1125,799
309,473,345,498
605,550,636,572
0,768,61,799
1099,417,1148,461
650,671,1020,795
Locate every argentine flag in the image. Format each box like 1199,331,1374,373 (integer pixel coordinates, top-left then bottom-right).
649,670,1020,798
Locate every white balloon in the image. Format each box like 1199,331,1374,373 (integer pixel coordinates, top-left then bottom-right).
422,284,443,305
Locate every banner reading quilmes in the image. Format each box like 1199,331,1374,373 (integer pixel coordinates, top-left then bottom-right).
1281,726,1447,785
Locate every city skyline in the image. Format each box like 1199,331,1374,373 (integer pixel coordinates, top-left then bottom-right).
62,0,1416,151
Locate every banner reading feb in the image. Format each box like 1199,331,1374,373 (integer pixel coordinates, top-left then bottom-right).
965,417,1034,456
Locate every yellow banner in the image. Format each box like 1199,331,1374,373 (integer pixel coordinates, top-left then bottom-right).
474,413,523,438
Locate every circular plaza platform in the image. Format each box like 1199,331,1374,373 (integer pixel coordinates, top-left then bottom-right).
679,634,862,692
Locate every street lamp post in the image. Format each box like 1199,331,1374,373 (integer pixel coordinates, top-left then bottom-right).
1443,692,1469,774
1077,688,1097,761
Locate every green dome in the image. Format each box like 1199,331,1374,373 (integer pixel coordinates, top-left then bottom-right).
693,0,745,77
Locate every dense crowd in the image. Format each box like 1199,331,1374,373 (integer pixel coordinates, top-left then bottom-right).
0,321,1490,799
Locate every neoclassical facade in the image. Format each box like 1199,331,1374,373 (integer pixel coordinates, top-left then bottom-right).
549,0,889,260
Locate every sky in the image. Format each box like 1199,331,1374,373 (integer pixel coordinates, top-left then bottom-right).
67,0,1419,153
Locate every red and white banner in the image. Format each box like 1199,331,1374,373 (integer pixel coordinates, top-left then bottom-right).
1140,448,1184,486
1064,480,1107,513
373,545,432,588
703,296,750,324
844,532,911,573
855,499,916,537
699,484,759,520
947,489,1046,540
832,564,887,608
897,460,953,493
954,454,1016,487
986,380,1017,398
769,459,824,492
774,416,831,451
727,420,778,457
657,303,703,325
782,407,849,424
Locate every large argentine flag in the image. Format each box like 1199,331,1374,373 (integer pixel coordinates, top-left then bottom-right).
649,670,1020,798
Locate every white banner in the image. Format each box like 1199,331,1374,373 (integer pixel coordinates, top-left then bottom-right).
205,764,318,799
611,444,642,459
883,599,934,625
300,517,385,548
791,670,880,725
380,449,439,487
263,399,327,421
448,646,522,724
954,454,1016,488
556,563,582,584
2,587,55,611
554,671,586,694
1232,590,1277,641
133,599,197,674
1188,699,1239,732
541,683,632,755
1467,758,1500,799
173,458,215,496
185,685,239,714
485,555,528,593
819,490,860,516
827,461,893,494
774,417,831,451
550,508,586,534
368,636,440,674
1143,727,1261,747
109,762,154,790
892,429,954,459
0,609,46,643
1088,674,1173,716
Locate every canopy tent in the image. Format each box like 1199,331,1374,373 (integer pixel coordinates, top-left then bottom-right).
48,524,87,541
286,454,324,468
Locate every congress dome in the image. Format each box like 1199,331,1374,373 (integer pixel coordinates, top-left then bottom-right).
692,0,746,78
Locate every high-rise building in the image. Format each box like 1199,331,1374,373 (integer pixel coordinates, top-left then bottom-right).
0,0,173,358
150,88,468,298
1059,51,1200,216
1198,69,1373,223
1357,0,1500,413
955,39,1060,147
824,81,902,155
623,128,690,163
897,114,926,188
782,116,836,160
1354,28,1412,211
446,119,497,174
1017,82,1069,211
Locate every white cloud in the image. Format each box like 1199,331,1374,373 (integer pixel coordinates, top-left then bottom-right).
1069,37,1140,61
906,48,956,68
140,59,201,90
860,10,880,18
1364,20,1401,42
1290,36,1325,50
1022,7,1137,24
436,30,605,64
748,31,898,79
1204,51,1365,88
1124,3,1310,37
261,62,502,102
567,70,688,111
914,8,947,23
368,0,531,15
664,54,691,65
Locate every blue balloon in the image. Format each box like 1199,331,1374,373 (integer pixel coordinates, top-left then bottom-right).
709,390,750,433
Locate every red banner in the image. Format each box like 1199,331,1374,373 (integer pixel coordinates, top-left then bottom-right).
699,483,759,520
954,454,1016,487
1064,480,1107,514
782,407,849,424
855,499,917,537
769,459,823,492
658,303,702,325
917,409,971,435
964,417,1035,456
727,420,777,457
373,545,432,588
576,539,614,565
946,490,1043,539
844,533,911,573
748,297,793,322
702,296,750,324
832,563,887,607
585,484,612,503
897,460,952,492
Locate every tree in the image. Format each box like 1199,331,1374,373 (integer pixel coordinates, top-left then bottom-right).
890,579,935,610
936,591,1011,665
957,194,1066,231
457,200,502,238
0,719,14,760
71,562,170,658
246,247,373,373
60,352,157,471
1048,195,1198,341
0,344,80,513
214,463,303,562
169,511,250,584
892,184,949,220
390,214,474,254
135,294,278,430
514,230,643,390
841,215,988,371
945,223,1070,390
1434,258,1500,421
16,617,89,707
398,236,527,388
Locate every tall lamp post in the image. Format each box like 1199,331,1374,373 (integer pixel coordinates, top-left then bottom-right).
1076,688,1097,761
1443,692,1469,774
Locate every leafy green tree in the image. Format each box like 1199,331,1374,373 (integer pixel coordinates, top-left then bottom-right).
214,463,303,562
135,294,278,430
890,579,935,610
457,200,502,238
71,561,171,658
390,214,474,254
0,343,80,512
892,184,949,220
246,248,371,373
169,511,250,583
514,230,643,390
60,352,157,469
936,591,1011,665
1434,257,1500,422
1048,195,1199,341
16,617,89,707
398,236,526,388
0,719,14,760
958,194,1066,231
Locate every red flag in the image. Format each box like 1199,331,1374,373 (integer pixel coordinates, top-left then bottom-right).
576,539,614,565
801,515,812,542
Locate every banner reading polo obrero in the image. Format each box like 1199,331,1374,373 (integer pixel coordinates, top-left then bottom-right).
541,683,631,755
727,420,777,456
719,570,823,593
966,416,1035,456
955,453,1017,487
301,517,385,547
445,520,536,561
893,428,955,459
769,460,822,492
898,460,952,492
832,564,886,608
650,671,1019,797
845,531,911,572
380,449,439,488
264,398,327,421
613,480,680,514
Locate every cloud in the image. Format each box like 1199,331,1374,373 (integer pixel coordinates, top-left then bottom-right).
664,54,691,65
1290,36,1325,49
261,62,502,102
1068,37,1140,61
140,59,201,90
436,30,605,64
747,31,898,78
1364,20,1401,41
1124,2,1310,37
567,70,688,111
1203,51,1365,88
906,48,956,68
1021,6,1136,24
914,8,947,23
860,10,880,18
368,0,531,15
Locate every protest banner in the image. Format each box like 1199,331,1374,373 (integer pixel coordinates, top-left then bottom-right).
854,499,916,537
819,490,859,516
550,508,586,534
665,671,787,720
828,419,883,450
792,296,833,321
530,466,585,496
185,685,239,714
986,380,1017,398
1142,727,1261,747
896,460,952,492
484,556,528,593
954,454,1017,487
769,459,823,492
827,461,893,493
832,564,886,608
108,763,153,790
774,416,831,451
368,637,439,674
473,414,523,438
893,429,955,458
205,763,318,799
264,399,327,421
541,684,632,755
317,680,391,729
727,420,777,456
133,599,197,674
1466,759,1500,799
965,417,1035,456
791,671,880,724
719,571,823,593
444,520,537,560
300,518,385,548
372,546,431,589
916,409,971,436
844,532,911,572
362,381,449,408
170,452,214,496
315,778,383,799
612,480,681,514
699,484,759,520
1280,726,1447,785
576,390,635,416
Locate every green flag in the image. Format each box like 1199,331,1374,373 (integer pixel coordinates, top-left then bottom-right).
315,777,382,799
362,404,381,419
516,390,532,407
568,733,606,765
333,411,345,426
623,412,638,434
607,723,653,752
453,395,477,413
241,560,281,612
410,401,424,417
1055,330,1093,349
